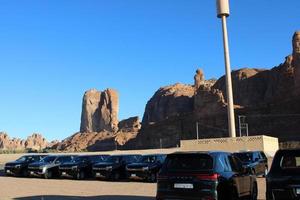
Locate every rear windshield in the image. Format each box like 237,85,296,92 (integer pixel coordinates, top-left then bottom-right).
280,155,300,169
234,153,253,162
164,154,213,172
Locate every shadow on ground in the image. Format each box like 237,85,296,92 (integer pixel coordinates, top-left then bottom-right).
14,195,155,200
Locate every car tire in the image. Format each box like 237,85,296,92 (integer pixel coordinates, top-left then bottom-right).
21,169,28,177
113,172,120,181
76,171,85,180
249,182,258,200
44,170,53,179
149,173,157,182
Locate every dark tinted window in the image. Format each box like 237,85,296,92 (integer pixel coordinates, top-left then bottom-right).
73,156,88,162
234,153,253,162
229,156,243,173
106,156,121,163
280,155,300,169
88,155,107,163
57,156,73,163
141,155,157,163
164,154,213,172
123,155,141,163
42,156,57,163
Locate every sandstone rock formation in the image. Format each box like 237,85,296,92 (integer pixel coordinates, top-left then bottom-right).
56,116,141,152
0,132,48,151
142,83,195,125
80,89,119,133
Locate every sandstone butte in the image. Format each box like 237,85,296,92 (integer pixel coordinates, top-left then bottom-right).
1,31,300,152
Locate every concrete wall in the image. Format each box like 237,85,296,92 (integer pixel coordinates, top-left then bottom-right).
180,135,279,156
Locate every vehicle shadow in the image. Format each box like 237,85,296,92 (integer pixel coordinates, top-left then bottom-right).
14,195,155,200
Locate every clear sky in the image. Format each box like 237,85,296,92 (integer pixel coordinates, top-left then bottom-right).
0,0,299,141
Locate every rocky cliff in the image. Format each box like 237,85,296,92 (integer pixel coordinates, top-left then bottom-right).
80,89,119,133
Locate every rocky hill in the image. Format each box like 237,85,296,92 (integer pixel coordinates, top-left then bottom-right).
0,132,49,151
54,88,141,152
55,31,300,151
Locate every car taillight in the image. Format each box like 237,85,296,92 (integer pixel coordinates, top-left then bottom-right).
196,173,220,181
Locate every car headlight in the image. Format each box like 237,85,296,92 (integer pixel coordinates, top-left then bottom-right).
15,164,21,168
42,167,47,173
143,167,149,171
106,166,113,171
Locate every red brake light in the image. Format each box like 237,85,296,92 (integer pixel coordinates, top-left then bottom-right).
196,173,220,181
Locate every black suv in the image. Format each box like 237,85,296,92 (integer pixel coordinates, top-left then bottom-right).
126,154,166,182
4,154,46,177
156,151,257,200
234,151,268,177
28,155,76,179
92,154,141,180
59,155,109,179
266,149,300,200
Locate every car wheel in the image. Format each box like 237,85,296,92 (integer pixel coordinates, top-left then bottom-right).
44,170,53,179
113,172,120,181
149,173,157,182
76,171,85,180
21,169,28,177
250,182,258,200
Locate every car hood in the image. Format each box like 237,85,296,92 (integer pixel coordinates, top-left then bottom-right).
126,163,150,169
5,161,26,166
59,162,80,168
29,162,55,168
94,162,116,168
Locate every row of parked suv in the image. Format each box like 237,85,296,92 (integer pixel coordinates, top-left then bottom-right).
4,154,166,182
5,149,298,200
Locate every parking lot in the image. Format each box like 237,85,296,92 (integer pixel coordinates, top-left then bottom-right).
0,152,270,200
0,172,266,200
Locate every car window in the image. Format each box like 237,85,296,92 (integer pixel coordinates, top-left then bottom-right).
42,156,57,163
229,156,243,173
280,155,300,169
234,153,253,163
164,154,213,172
57,156,73,163
223,155,232,172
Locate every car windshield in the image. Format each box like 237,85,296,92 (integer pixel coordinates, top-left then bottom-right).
234,153,253,163
42,156,57,163
73,156,87,162
16,156,32,162
165,154,213,172
57,156,74,163
280,155,300,169
124,155,141,163
106,156,120,163
140,155,157,163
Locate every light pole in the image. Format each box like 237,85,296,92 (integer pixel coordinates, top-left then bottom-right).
216,0,236,138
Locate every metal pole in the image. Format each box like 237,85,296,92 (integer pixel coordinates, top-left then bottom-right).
221,15,236,138
196,122,199,140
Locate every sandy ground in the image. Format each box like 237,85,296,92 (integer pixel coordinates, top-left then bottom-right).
0,151,269,200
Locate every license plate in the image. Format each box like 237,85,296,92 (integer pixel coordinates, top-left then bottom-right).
174,183,194,189
6,170,10,173
296,188,300,194
30,171,34,175
62,172,66,175
96,173,101,176
131,174,137,177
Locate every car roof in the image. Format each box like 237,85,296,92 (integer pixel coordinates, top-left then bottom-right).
169,151,231,156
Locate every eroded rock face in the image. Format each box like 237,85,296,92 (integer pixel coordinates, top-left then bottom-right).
142,83,194,125
80,88,119,133
0,132,48,151
292,31,300,91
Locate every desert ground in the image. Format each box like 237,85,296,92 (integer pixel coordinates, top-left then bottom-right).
0,150,269,200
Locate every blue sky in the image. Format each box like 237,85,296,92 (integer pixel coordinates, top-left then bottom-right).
0,0,299,141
